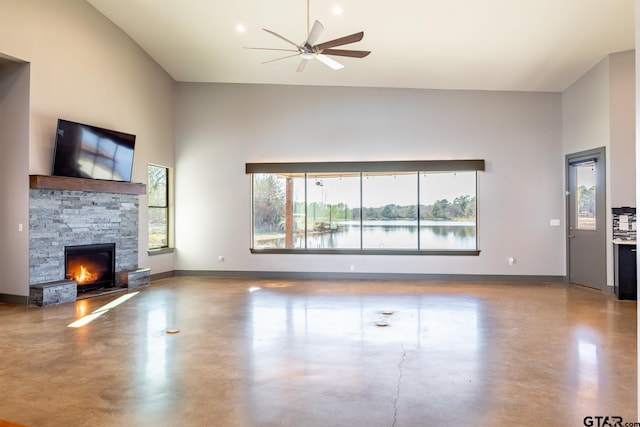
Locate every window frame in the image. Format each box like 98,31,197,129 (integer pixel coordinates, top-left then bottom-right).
247,160,484,256
573,161,597,231
147,163,172,254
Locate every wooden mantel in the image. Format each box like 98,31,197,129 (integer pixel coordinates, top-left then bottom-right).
29,175,146,195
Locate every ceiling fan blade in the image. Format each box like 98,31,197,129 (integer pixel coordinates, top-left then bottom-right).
244,47,298,53
297,58,310,72
320,49,371,58
316,54,344,70
305,20,324,46
262,28,300,49
314,31,364,51
262,53,301,65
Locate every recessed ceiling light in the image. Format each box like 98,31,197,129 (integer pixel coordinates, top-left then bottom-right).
235,24,246,33
332,5,343,15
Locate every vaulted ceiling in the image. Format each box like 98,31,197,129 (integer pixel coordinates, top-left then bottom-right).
86,0,634,92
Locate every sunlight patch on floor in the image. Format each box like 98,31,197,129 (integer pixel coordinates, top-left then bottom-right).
67,292,139,328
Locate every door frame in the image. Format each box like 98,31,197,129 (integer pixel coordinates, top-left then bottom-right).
565,147,607,290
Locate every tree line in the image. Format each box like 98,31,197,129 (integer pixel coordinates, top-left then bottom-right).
350,195,475,220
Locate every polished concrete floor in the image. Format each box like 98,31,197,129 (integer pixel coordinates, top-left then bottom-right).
0,277,636,426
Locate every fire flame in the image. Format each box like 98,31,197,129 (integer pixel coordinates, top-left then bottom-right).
74,265,98,284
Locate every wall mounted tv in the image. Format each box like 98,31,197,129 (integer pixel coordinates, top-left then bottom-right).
52,119,136,182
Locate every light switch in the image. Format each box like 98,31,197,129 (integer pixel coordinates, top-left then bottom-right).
550,219,560,227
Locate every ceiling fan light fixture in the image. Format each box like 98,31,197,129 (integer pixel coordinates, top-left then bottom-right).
246,2,370,72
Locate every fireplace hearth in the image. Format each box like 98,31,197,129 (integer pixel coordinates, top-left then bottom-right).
29,184,146,306
65,243,116,293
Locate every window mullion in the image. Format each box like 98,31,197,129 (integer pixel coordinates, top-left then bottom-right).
359,172,363,250
304,173,308,249
417,171,421,250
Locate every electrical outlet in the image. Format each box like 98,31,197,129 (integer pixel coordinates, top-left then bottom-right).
508,257,515,265
350,265,355,272
217,256,224,262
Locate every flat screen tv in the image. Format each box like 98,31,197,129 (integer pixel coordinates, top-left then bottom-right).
52,119,136,182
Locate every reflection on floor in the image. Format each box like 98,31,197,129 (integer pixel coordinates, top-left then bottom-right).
0,277,636,426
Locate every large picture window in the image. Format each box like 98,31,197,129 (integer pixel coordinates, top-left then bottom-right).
247,160,484,255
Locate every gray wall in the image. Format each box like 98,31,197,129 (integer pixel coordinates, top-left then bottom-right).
562,50,636,208
0,59,29,298
0,1,635,292
562,50,636,288
175,83,565,277
610,50,636,208
0,0,177,298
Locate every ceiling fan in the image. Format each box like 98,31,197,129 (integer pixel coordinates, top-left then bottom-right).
244,0,370,72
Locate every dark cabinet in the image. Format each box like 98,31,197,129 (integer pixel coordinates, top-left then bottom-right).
614,243,637,300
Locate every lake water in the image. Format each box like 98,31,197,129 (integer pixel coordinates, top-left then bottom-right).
259,220,476,250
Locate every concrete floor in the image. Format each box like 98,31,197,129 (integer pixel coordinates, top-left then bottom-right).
0,277,636,426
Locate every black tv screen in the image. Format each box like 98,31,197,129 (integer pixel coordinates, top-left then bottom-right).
52,119,136,182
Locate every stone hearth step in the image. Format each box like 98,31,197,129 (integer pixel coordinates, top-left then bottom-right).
29,280,77,307
116,268,151,289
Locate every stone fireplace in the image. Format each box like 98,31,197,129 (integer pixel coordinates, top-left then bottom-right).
28,175,148,305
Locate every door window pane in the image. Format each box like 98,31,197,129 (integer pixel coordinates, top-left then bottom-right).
575,163,596,230
419,171,477,250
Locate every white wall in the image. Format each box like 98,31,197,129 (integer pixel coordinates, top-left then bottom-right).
175,83,565,277
0,0,177,297
0,59,30,297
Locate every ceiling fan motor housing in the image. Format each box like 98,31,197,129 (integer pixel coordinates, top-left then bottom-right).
300,44,315,59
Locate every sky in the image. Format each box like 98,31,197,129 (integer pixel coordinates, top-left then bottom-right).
293,171,476,208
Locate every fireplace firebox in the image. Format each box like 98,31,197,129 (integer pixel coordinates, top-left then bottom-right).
65,243,116,293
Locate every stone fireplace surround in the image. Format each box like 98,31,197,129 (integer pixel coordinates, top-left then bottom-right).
28,175,148,305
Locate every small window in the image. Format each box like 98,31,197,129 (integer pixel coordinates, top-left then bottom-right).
148,164,169,249
575,162,596,231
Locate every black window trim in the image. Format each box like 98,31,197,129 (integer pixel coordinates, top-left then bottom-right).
246,159,485,174
147,163,171,253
